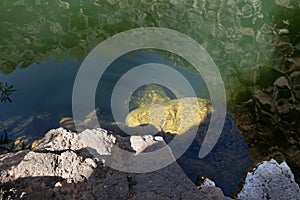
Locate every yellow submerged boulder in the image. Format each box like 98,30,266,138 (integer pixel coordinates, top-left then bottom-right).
126,97,213,134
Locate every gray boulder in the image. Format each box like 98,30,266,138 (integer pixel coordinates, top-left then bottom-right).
0,128,231,200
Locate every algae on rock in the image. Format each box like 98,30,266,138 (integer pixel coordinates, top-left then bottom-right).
126,97,212,135
129,84,172,111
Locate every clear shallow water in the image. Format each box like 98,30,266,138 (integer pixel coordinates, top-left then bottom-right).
0,49,212,142
0,0,300,197
0,57,78,119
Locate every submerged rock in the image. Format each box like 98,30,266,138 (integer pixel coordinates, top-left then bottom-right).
129,84,171,111
0,128,231,200
126,97,212,134
237,159,300,200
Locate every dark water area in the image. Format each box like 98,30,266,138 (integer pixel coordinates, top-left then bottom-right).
0,56,80,141
1,0,300,198
176,112,254,196
0,58,78,119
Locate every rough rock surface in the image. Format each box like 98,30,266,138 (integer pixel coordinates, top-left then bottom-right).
128,84,171,111
126,97,211,134
60,98,254,196
197,178,229,200
237,159,300,200
230,101,300,187
0,128,231,200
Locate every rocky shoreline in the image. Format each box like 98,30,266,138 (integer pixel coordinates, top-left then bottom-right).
0,128,299,199
0,128,230,200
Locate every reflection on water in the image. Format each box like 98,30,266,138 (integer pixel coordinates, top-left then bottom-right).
0,0,279,100
0,56,80,151
0,82,15,103
247,3,300,184
1,0,300,198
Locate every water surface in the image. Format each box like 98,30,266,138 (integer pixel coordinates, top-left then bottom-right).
1,0,300,197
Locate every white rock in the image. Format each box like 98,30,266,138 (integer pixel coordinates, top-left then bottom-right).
198,177,232,200
198,177,216,189
237,159,300,200
54,182,62,187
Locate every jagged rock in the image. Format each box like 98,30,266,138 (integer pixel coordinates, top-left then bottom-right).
196,177,231,200
237,159,300,200
198,177,216,189
59,98,253,196
0,128,231,200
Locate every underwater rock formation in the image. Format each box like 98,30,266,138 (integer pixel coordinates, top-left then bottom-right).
126,97,212,134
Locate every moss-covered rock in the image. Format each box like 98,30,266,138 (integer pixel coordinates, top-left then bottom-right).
129,84,171,111
126,97,212,134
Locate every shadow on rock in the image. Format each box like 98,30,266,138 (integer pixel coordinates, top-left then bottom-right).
0,128,231,200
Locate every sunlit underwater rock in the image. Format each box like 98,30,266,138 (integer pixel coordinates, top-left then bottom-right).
129,84,171,111
126,97,211,135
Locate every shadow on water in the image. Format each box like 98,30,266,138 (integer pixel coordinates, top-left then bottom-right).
157,110,254,197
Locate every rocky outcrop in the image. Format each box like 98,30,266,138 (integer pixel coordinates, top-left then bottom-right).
0,128,231,200
237,159,300,200
60,98,254,196
198,177,233,200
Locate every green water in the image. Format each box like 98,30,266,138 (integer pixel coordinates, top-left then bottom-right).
0,0,300,197
0,0,298,99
